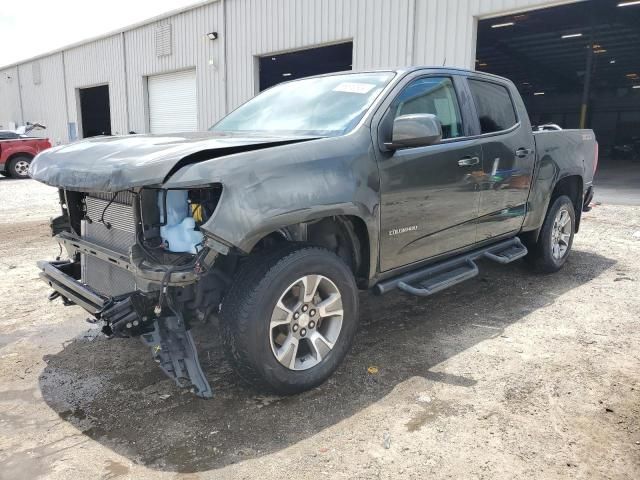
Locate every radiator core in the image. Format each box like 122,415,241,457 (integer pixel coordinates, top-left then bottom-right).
81,194,137,297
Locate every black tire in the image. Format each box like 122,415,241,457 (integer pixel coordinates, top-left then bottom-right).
8,155,32,179
220,244,359,394
525,195,576,273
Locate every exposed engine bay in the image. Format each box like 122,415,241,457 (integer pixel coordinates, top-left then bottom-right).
41,184,232,397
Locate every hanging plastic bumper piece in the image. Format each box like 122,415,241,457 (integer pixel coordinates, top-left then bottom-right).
38,254,214,399
140,316,213,399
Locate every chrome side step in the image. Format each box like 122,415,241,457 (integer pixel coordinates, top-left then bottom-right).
375,237,528,297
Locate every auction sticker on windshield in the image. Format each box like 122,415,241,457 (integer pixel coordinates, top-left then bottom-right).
333,82,376,94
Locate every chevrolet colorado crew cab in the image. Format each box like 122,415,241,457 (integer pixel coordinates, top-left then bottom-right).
31,67,597,398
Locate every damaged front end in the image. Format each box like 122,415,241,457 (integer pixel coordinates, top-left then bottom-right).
39,185,231,398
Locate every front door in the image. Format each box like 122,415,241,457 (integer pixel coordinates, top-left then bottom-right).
377,76,482,271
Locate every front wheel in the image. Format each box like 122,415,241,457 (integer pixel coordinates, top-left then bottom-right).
8,155,32,179
525,195,576,273
220,245,359,394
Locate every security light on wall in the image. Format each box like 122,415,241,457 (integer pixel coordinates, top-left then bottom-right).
206,32,218,40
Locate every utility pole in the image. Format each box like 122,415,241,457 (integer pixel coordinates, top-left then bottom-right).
580,2,596,129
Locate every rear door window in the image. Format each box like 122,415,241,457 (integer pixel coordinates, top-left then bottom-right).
468,79,517,134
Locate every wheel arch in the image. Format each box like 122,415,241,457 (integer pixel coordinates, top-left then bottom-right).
7,151,35,163
550,174,583,232
250,214,372,288
521,173,584,247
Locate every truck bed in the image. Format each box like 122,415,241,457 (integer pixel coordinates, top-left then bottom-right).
522,129,597,233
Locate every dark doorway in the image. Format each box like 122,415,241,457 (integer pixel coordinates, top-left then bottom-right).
259,42,353,91
475,0,640,163
79,85,111,138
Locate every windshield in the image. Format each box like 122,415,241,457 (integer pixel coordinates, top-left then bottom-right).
211,72,395,136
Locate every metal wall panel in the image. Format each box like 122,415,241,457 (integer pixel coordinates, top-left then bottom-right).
0,67,22,130
412,0,580,70
17,54,68,144
63,34,128,138
124,1,225,133
224,0,577,111
0,0,577,144
224,0,415,110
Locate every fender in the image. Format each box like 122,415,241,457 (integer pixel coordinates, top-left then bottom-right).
0,143,38,164
163,129,381,281
522,129,590,237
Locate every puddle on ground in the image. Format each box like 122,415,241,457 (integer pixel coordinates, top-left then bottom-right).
103,459,130,478
405,398,460,432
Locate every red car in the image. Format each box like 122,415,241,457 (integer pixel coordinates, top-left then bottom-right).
0,131,52,178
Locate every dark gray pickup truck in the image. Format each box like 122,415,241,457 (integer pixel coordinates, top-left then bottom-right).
31,67,597,398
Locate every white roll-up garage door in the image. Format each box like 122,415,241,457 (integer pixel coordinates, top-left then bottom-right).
148,69,197,134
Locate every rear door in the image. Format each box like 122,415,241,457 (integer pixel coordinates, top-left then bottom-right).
465,77,535,241
375,74,483,271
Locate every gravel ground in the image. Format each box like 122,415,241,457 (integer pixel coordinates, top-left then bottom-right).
0,177,639,480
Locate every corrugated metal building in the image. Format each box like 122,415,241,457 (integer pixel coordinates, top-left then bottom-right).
0,0,576,145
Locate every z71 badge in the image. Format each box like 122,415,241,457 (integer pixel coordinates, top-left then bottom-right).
389,225,418,236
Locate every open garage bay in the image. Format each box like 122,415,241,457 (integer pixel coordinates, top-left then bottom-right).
476,0,640,205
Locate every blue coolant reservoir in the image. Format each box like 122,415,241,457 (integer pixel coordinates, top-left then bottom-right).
159,190,204,254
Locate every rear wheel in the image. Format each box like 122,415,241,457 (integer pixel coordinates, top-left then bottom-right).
220,245,359,394
525,195,575,273
8,155,32,179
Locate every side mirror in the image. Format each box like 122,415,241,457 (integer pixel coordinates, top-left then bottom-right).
386,113,442,149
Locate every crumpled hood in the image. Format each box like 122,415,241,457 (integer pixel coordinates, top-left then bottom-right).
29,132,315,192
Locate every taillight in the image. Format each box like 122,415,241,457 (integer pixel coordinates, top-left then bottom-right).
594,141,599,174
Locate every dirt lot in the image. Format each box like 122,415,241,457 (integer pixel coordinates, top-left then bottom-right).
0,177,639,480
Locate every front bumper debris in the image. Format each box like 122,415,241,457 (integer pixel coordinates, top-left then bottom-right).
55,231,199,287
38,260,107,314
38,246,214,398
141,316,213,398
38,259,156,337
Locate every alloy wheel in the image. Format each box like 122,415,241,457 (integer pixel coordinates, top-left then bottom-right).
269,275,344,371
551,207,572,260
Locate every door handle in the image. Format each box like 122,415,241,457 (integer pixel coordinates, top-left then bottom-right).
515,148,533,158
458,156,480,167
